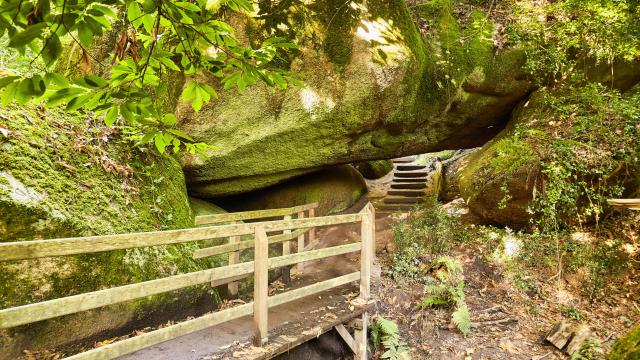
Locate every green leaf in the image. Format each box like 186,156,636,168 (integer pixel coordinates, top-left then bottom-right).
167,128,194,142
159,57,180,71
154,133,166,153
77,22,93,47
176,2,201,12
1,82,19,106
142,14,155,34
47,87,86,106
452,303,471,336
0,76,19,89
91,4,117,18
161,113,177,126
8,23,48,48
104,106,119,126
127,2,143,28
42,34,63,66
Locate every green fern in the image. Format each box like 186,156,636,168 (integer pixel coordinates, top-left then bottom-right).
452,302,471,336
419,257,471,337
371,316,411,360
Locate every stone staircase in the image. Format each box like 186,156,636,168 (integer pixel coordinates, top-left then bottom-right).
378,156,438,212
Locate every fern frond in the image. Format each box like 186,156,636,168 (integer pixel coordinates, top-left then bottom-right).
452,302,471,336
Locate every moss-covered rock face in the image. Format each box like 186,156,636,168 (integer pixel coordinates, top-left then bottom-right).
217,165,367,216
177,0,532,197
609,324,640,360
455,82,640,229
353,160,394,179
0,105,224,358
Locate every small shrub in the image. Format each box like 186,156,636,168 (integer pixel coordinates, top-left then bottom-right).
419,256,471,336
370,316,411,360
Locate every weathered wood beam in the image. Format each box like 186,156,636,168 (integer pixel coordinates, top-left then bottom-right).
195,203,319,225
253,226,269,346
192,228,309,260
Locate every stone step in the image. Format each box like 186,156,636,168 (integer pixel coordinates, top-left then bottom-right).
387,190,426,197
383,197,421,204
392,156,417,163
378,204,416,212
394,171,429,178
391,177,428,183
390,182,427,189
395,164,427,171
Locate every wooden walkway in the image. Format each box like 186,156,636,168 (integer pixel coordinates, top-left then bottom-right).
0,202,376,360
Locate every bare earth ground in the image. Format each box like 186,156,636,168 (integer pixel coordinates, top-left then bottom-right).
369,206,640,360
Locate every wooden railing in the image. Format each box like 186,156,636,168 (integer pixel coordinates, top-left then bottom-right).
0,202,375,359
192,202,319,294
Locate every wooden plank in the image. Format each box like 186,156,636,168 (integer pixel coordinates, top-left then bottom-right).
335,324,358,355
194,203,319,225
0,214,362,261
227,221,240,295
607,198,640,210
66,303,254,360
192,229,308,259
69,273,361,360
281,215,292,284
359,207,372,301
0,262,255,329
253,226,269,346
268,272,360,308
269,243,360,269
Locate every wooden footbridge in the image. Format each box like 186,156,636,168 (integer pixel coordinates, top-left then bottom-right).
0,202,377,359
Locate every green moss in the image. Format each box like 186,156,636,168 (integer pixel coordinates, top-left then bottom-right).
609,324,640,360
0,104,226,355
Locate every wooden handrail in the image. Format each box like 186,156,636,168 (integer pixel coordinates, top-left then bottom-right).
0,202,376,359
0,212,360,261
195,203,319,225
0,243,361,328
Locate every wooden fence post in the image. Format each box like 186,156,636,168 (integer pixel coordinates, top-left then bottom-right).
282,215,292,284
357,204,374,359
308,207,316,248
253,226,269,346
297,211,305,252
359,207,372,301
227,221,240,296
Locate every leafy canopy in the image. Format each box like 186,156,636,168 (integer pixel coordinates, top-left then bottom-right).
0,0,300,155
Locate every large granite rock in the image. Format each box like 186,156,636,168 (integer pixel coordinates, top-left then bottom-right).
217,165,367,216
0,105,224,358
178,0,533,197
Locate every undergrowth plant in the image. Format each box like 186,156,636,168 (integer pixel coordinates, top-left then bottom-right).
370,316,411,360
419,256,471,336
390,196,465,279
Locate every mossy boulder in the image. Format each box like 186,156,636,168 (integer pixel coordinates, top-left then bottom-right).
609,324,640,360
0,105,224,358
353,160,394,179
217,165,367,216
456,82,639,229
177,0,533,197
456,128,539,228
